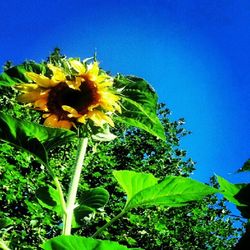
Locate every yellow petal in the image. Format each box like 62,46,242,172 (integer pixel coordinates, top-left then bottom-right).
43,114,72,129
62,105,81,118
44,114,59,127
69,59,86,74
15,83,38,92
48,64,66,82
26,72,58,88
85,62,99,81
66,76,83,90
18,90,48,103
99,92,121,113
96,74,113,85
34,98,48,111
88,110,114,127
57,120,73,129
77,114,87,124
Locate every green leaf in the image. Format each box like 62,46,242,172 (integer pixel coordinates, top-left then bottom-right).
113,170,217,211
216,175,247,206
114,75,166,141
0,65,28,86
0,61,46,86
78,187,109,209
216,175,250,218
126,176,217,210
42,236,142,250
74,188,109,225
36,185,62,215
0,112,75,166
237,159,250,173
113,170,158,203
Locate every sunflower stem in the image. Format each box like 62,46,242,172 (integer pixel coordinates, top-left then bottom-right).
63,137,88,235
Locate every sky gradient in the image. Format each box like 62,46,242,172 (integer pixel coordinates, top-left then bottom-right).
0,0,249,184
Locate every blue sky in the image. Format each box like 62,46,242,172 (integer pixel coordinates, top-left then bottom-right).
0,0,249,184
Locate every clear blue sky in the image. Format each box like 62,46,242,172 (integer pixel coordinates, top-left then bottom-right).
0,0,249,184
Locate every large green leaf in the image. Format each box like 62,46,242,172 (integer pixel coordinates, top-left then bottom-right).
0,61,46,86
114,170,217,211
0,112,75,166
113,170,158,203
42,236,142,250
74,188,109,225
216,175,247,206
114,75,166,141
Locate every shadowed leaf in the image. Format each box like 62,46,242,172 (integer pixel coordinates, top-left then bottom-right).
114,75,166,141
0,61,46,86
36,185,62,215
74,188,109,226
0,112,75,165
237,159,250,173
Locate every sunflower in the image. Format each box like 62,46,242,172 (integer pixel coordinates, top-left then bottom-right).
15,59,121,130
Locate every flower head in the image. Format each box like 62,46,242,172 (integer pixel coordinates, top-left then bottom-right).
16,59,121,130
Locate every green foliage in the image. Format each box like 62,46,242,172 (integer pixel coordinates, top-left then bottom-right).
36,185,63,215
0,112,75,167
0,51,244,249
74,188,110,226
0,143,59,249
42,236,141,250
0,99,243,249
237,159,250,173
216,175,248,206
113,170,158,203
217,174,250,249
0,61,46,86
114,170,217,210
114,75,166,141
75,105,242,249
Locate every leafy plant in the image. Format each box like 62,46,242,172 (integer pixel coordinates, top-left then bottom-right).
0,49,244,250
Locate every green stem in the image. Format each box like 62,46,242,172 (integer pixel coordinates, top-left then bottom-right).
92,210,126,238
63,137,88,235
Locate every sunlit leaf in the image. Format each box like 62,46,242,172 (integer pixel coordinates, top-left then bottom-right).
216,175,247,206
42,235,142,250
113,170,158,203
0,112,75,165
126,175,218,210
113,170,217,211
114,75,166,141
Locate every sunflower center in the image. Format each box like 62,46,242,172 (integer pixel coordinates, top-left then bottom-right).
47,81,100,120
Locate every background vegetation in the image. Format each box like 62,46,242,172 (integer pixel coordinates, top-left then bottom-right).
0,59,245,249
